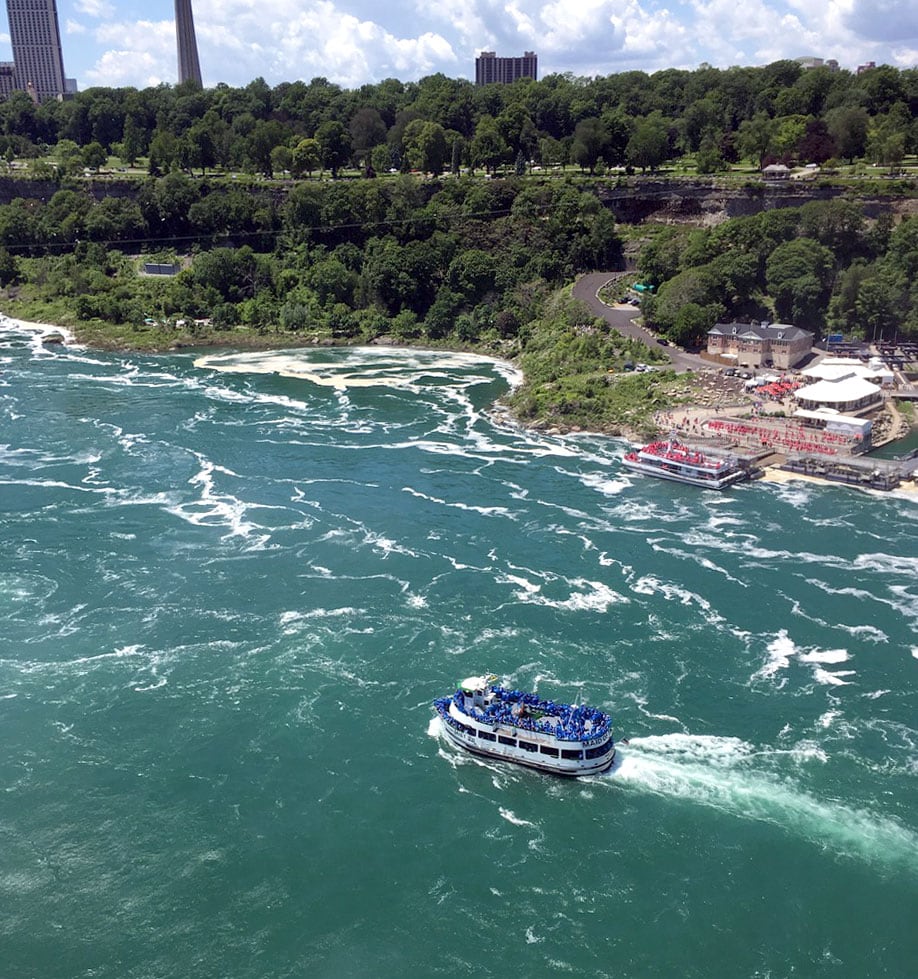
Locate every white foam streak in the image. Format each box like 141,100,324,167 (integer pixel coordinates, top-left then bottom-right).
614,734,918,870
401,486,513,518
498,807,536,828
812,669,855,687
195,346,521,392
756,630,796,679
497,571,629,612
754,630,856,686
799,649,849,665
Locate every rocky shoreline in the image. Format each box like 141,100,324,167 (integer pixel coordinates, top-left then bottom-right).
5,313,915,493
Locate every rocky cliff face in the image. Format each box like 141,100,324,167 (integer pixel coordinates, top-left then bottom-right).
0,173,913,226
596,178,917,226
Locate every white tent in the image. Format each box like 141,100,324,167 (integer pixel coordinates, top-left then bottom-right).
794,373,882,412
794,408,872,435
804,360,895,387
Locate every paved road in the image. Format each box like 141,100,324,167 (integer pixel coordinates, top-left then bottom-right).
571,272,707,372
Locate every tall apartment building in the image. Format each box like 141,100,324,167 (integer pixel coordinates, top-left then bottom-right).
5,0,68,101
175,0,203,86
475,51,537,86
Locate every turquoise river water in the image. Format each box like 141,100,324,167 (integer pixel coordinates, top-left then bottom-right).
1,322,916,977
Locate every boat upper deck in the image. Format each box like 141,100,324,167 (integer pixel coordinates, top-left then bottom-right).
636,439,734,472
442,681,612,744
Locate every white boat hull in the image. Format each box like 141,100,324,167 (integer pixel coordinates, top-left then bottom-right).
622,456,747,489
439,704,616,777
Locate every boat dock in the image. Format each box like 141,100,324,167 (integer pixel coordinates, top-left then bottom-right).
779,454,918,491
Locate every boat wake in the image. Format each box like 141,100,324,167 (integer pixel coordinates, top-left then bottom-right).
611,733,918,873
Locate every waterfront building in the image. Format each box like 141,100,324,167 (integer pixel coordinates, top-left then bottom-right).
5,0,72,101
707,321,814,370
793,373,883,414
803,358,895,388
475,51,537,85
175,0,203,86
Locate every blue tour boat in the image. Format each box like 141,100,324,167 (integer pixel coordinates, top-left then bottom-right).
434,675,616,776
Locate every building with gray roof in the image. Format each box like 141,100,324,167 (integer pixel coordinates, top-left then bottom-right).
707,321,814,369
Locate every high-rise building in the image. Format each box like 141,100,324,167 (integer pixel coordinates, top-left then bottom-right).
175,0,203,87
475,51,537,86
5,0,67,101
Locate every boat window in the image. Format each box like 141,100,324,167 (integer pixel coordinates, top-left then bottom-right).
585,743,612,759
478,730,496,741
539,746,559,757
561,748,583,761
518,740,537,752
498,736,516,746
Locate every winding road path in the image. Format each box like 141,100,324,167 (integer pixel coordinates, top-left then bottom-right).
571,272,706,372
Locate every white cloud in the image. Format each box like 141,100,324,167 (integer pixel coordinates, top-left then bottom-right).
66,20,88,36
843,0,918,43
84,20,175,88
85,48,167,89
58,0,918,92
74,0,115,18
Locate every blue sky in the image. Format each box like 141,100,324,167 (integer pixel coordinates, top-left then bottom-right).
2,0,916,92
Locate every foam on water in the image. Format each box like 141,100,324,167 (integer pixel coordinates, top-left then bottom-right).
578,471,631,496
799,648,850,664
497,570,629,612
0,573,58,607
195,346,522,393
811,668,856,686
498,807,537,828
613,734,918,871
753,631,857,686
401,485,515,518
631,575,720,613
4,316,918,975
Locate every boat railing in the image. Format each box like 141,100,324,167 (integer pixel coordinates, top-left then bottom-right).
450,688,611,742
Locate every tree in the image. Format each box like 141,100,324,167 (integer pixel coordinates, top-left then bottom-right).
695,135,726,174
403,120,448,175
270,144,293,176
54,138,83,176
120,115,145,166
856,275,898,342
85,197,148,242
496,103,537,158
626,114,669,172
770,114,808,161
765,237,835,325
349,107,387,168
184,118,218,175
737,112,774,168
148,128,180,175
291,138,320,178
0,246,19,286
825,106,869,163
538,136,565,169
246,119,289,176
797,118,836,164
469,116,508,173
81,141,107,171
571,117,605,173
670,302,716,346
315,120,352,178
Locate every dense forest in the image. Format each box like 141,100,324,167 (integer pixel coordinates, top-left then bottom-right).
0,62,916,432
0,61,916,177
639,200,918,343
